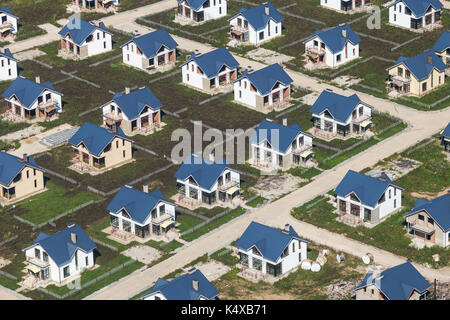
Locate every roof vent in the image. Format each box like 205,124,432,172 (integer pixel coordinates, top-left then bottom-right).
427,55,432,64
143,184,149,193
282,117,287,126
71,232,77,244
265,5,269,15
68,223,75,228
21,153,28,162
282,224,290,234
192,280,199,291
342,29,347,38
125,86,130,94
187,267,197,274
35,75,40,84
265,117,273,122
124,184,132,188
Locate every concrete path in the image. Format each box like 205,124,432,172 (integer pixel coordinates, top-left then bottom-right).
0,285,30,300
5,24,61,54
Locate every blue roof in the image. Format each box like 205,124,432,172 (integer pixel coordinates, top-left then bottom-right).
335,170,402,208
2,77,59,109
122,29,178,58
232,2,283,31
310,90,365,123
250,119,304,154
308,24,361,53
68,122,132,157
433,29,450,52
144,269,219,300
177,0,211,11
174,155,233,190
181,47,239,79
58,17,110,46
111,87,162,121
237,63,293,96
391,0,443,17
394,50,447,81
0,6,15,17
30,224,97,267
235,221,308,263
442,122,450,138
404,193,450,232
0,48,17,61
353,262,430,300
107,186,172,224
0,152,43,187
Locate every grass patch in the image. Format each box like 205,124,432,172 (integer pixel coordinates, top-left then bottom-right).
246,196,267,208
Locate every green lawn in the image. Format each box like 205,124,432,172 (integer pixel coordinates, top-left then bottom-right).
176,213,204,233
246,196,267,208
17,182,102,225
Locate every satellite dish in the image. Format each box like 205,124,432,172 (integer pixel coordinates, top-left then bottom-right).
301,260,311,270
362,253,374,265
336,253,345,263
311,262,321,272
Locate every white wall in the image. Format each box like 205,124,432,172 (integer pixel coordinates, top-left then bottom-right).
313,102,371,133
377,186,402,219
122,41,144,69
388,1,438,29
320,0,341,11
84,29,112,57
0,12,18,34
0,56,17,81
229,14,282,45
7,88,63,113
202,0,227,20
182,60,206,90
234,78,257,107
305,36,359,68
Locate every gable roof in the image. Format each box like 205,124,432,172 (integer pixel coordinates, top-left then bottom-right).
174,155,233,190
28,224,97,267
0,152,43,187
121,29,178,58
235,221,309,263
58,17,110,46
310,90,367,123
392,50,447,81
111,87,162,120
237,63,293,96
0,6,16,18
442,122,450,138
0,48,17,62
107,186,173,225
181,47,239,79
306,24,361,53
353,262,431,300
404,193,450,232
390,0,442,17
2,76,60,109
177,0,213,11
433,29,450,52
231,2,283,31
334,170,402,208
250,119,305,154
144,269,219,300
68,122,132,157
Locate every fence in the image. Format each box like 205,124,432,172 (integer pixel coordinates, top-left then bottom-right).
0,235,18,247
92,238,119,252
43,167,78,185
404,138,435,156
176,206,209,221
0,270,17,281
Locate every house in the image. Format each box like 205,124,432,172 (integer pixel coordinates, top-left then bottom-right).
310,90,373,140
142,268,219,300
441,122,450,152
0,48,17,81
249,118,314,171
72,0,119,10
388,0,443,31
235,222,309,278
2,76,63,121
353,262,431,300
121,29,178,72
0,152,45,206
181,47,239,93
334,170,403,225
403,193,449,247
101,86,164,136
234,63,293,112
229,2,283,45
68,122,134,173
107,185,176,239
320,0,371,12
303,24,361,68
176,0,227,24
0,6,18,40
23,224,96,284
386,50,447,97
58,17,112,59
174,154,241,208
432,29,450,67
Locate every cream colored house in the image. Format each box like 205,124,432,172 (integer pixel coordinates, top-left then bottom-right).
387,50,447,97
433,29,450,67
0,152,45,206
68,122,133,173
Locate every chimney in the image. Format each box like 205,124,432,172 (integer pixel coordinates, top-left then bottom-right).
192,280,199,291
282,117,287,126
427,55,432,64
112,124,117,133
143,184,148,193
35,75,40,84
342,29,347,38
71,232,77,244
282,223,290,234
125,86,130,94
265,5,269,15
22,153,28,162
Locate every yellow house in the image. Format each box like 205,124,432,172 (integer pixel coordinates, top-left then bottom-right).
432,29,449,67
68,122,134,174
387,50,447,97
0,152,45,205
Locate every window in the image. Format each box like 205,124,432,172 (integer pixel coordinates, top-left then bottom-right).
34,180,37,188
337,54,341,62
43,252,48,263
399,6,402,13
26,170,29,179
394,14,396,22
123,140,125,146
292,242,295,252
8,69,10,76
155,296,161,300
314,40,318,47
280,246,289,258
422,82,427,92
103,42,106,49
428,218,434,225
123,150,126,158
191,64,194,72
33,169,36,176
389,189,391,199
116,140,119,148
398,67,403,76
418,214,424,221
259,31,264,41
127,54,129,61
239,90,242,98
378,193,386,204
1,60,3,67
394,188,397,196
394,199,397,208
371,289,374,295
103,32,106,38
219,7,221,14
187,74,189,81
63,266,70,278
275,26,278,33
34,248,40,259
86,256,89,266
97,33,100,40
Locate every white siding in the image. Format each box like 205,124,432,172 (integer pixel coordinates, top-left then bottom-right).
182,60,205,90
305,36,360,68
122,42,144,69
320,0,341,11
84,29,112,57
234,78,257,107
0,56,17,81
229,14,282,45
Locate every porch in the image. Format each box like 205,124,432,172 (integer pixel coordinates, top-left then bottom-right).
147,50,176,73
230,24,250,43
58,39,85,60
0,21,14,40
72,0,118,11
263,87,292,111
406,220,436,245
2,102,59,123
175,5,205,25
305,47,326,65
69,148,110,175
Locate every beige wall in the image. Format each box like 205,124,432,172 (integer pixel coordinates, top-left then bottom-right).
406,210,445,247
0,166,45,202
355,284,385,300
388,63,446,96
